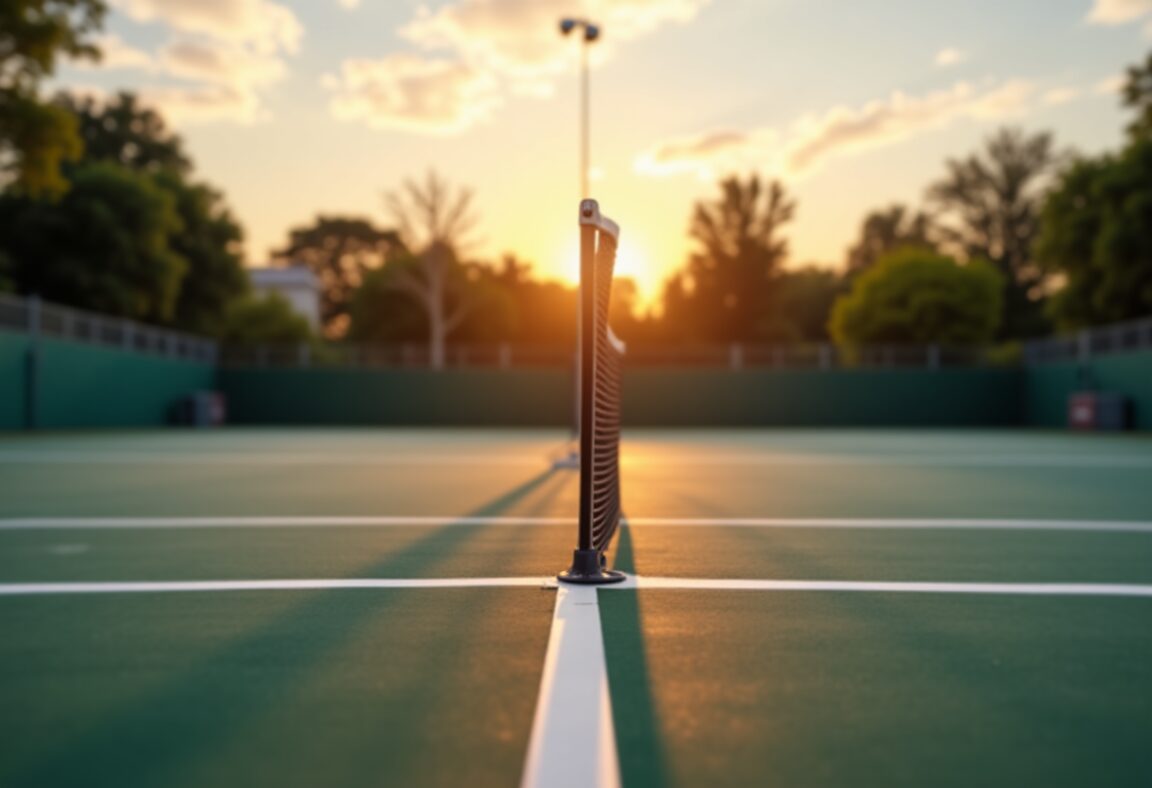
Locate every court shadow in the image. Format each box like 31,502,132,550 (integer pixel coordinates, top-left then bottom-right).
600,520,672,788
8,467,561,788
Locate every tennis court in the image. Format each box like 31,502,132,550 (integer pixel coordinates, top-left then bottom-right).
1,427,1150,788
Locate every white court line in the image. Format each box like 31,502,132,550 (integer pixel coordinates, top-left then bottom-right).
621,577,1152,597
628,454,1152,468
0,452,543,466
520,585,620,788
2,577,1151,598
0,516,573,529
1,516,1151,532
2,452,1149,468
0,578,551,595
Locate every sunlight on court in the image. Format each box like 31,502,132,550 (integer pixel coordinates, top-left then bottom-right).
1,428,1150,788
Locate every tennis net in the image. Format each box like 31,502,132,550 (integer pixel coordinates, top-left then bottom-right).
559,199,627,584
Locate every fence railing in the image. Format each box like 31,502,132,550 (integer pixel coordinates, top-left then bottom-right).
1023,316,1152,364
0,293,218,363
219,341,995,371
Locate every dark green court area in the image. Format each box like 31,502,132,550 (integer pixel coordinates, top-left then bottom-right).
1,429,1149,787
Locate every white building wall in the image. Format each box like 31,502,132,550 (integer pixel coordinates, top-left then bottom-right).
249,266,321,331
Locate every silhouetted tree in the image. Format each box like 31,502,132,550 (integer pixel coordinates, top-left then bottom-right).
381,170,478,369
927,127,1059,338
1122,50,1152,141
846,204,936,275
274,216,401,337
664,174,795,342
57,91,191,175
768,266,847,341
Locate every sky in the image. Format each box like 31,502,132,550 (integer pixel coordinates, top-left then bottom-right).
54,0,1152,305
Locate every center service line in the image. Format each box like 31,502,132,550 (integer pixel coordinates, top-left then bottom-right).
520,585,620,788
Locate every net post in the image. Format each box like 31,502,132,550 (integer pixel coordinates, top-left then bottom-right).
559,199,625,585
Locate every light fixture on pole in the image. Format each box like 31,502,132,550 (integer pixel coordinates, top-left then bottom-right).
559,17,600,199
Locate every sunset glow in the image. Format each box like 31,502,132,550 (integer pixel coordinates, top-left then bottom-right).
49,0,1147,292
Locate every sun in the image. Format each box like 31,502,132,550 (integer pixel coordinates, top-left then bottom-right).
560,235,657,307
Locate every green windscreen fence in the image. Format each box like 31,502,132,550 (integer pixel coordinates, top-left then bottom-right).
1,330,215,429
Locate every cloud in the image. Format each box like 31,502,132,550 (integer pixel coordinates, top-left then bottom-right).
1043,86,1082,105
110,0,302,54
324,55,500,134
1086,0,1152,24
635,129,762,178
72,0,302,124
1095,73,1126,93
327,0,710,133
139,83,265,124
934,47,967,67
86,33,156,70
635,80,1038,179
338,0,361,8
160,38,286,88
402,0,707,79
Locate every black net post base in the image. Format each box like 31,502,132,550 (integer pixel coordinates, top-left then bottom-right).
558,549,626,584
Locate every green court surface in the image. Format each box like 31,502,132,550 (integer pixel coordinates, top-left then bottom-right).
1,429,1150,787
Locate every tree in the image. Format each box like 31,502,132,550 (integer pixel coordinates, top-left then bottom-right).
219,292,313,344
0,0,106,196
275,216,401,337
154,172,247,335
1122,50,1152,140
52,91,246,335
830,247,1004,346
57,91,191,174
1035,137,1152,328
381,170,478,369
663,174,796,342
927,127,1060,338
0,161,185,320
767,266,846,342
846,204,935,275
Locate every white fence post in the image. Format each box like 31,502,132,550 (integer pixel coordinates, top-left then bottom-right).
819,343,832,370
728,343,743,371
1077,330,1092,363
499,343,512,370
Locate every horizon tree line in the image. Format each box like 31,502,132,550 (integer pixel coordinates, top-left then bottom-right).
2,2,1151,357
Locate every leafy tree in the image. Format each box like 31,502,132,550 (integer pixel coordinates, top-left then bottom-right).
154,172,246,335
767,266,847,341
0,0,105,196
346,260,428,343
663,174,795,342
381,170,478,369
927,127,1059,338
1035,137,1152,328
830,247,1004,346
57,91,192,174
275,215,401,337
0,161,185,320
846,204,935,275
38,91,246,334
219,292,313,344
1122,50,1152,140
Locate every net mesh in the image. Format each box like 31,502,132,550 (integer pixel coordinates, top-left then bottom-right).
586,231,624,553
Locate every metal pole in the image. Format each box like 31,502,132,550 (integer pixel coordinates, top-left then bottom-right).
580,40,589,199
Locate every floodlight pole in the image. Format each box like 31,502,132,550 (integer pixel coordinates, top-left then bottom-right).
556,17,601,468
559,18,600,199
